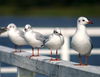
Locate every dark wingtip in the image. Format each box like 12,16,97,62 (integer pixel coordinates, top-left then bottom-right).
0,28,7,34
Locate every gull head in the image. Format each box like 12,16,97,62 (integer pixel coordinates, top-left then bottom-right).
77,17,93,25
53,27,62,36
24,24,32,32
5,23,17,31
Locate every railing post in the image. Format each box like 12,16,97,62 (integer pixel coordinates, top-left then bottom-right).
17,67,37,77
61,36,70,61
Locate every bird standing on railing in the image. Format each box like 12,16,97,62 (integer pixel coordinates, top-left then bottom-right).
24,24,45,58
71,17,93,66
45,28,64,61
0,27,6,34
5,23,28,53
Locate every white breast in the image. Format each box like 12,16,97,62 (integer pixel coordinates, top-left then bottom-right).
71,30,92,54
8,30,27,45
24,31,43,47
45,34,64,50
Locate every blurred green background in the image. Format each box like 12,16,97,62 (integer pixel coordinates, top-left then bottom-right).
0,0,100,17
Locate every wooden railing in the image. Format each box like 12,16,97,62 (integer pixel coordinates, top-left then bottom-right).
0,27,100,77
0,45,100,77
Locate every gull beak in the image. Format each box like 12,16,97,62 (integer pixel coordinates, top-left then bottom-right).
87,21,93,24
59,33,62,36
24,28,27,31
5,27,8,30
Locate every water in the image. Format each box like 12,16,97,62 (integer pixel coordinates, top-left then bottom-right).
0,17,100,77
0,17,100,28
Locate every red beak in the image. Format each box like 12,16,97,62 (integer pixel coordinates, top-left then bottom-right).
5,27,8,30
59,33,62,36
24,28,27,30
87,21,93,24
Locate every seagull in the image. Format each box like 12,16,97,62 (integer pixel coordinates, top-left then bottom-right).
5,23,28,53
0,27,6,34
71,17,93,66
24,24,45,58
45,28,64,61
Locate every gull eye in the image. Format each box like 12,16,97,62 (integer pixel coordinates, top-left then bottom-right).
54,31,58,33
9,26,12,28
79,20,80,22
82,19,85,22
28,27,30,29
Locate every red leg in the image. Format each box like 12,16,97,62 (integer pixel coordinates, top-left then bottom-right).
19,45,22,53
75,53,82,65
50,50,54,61
55,50,60,61
29,47,34,58
13,45,17,54
84,54,88,66
36,47,39,56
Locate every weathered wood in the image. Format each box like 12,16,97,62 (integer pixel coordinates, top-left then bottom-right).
18,67,36,77
0,45,100,77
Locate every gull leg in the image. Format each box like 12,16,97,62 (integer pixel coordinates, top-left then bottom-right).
36,47,39,56
50,50,54,61
55,50,60,61
84,54,88,66
75,53,82,65
29,47,34,58
13,45,17,54
19,45,22,53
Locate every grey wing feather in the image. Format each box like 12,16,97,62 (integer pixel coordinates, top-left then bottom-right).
0,28,6,34
45,34,53,42
88,38,93,55
89,38,93,50
17,28,25,38
35,32,45,42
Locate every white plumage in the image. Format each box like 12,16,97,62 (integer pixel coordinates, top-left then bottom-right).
45,28,64,61
5,23,28,53
24,24,45,58
71,17,93,65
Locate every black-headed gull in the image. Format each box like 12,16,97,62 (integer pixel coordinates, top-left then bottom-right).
45,28,64,61
0,27,6,34
5,23,28,53
71,17,93,65
24,24,45,58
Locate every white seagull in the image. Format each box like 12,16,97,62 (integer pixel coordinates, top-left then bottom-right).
5,23,28,53
45,28,64,61
71,17,93,65
24,24,45,58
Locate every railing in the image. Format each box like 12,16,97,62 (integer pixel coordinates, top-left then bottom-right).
0,45,100,77
0,27,100,76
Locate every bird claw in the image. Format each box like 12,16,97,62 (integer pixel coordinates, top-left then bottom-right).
55,58,61,61
83,64,88,66
13,51,17,54
29,55,34,58
50,59,55,61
